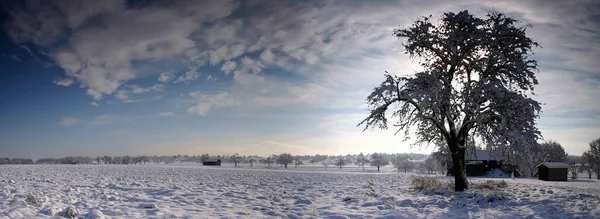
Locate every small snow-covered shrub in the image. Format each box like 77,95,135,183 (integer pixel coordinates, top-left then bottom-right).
411,176,453,191
364,180,378,197
25,192,46,206
59,206,80,218
470,180,507,190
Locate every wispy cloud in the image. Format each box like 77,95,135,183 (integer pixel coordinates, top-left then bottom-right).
52,78,74,87
173,68,200,83
58,117,79,127
90,115,118,126
187,92,238,116
158,112,175,117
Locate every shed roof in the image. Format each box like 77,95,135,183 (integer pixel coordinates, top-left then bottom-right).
536,162,569,169
467,150,503,161
205,158,221,162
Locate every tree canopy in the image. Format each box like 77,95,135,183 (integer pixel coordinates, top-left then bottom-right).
358,10,541,191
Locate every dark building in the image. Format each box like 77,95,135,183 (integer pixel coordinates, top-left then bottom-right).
448,150,505,176
202,158,221,166
536,162,568,181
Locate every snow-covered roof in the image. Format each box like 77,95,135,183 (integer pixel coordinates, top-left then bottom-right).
205,158,221,162
536,162,569,169
467,150,503,161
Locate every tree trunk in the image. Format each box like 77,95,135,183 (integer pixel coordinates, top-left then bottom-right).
362,165,364,171
339,166,342,169
377,166,380,172
284,164,288,169
449,138,469,191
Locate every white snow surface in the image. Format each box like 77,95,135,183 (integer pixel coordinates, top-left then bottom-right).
1,164,599,219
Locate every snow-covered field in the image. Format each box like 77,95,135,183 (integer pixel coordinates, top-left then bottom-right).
1,164,599,219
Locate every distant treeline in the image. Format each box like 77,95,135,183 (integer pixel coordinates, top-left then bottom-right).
0,158,34,164
0,153,429,165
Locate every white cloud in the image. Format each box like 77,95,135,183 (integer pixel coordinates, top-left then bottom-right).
220,61,237,74
240,56,263,74
187,91,238,116
115,90,130,102
90,114,118,126
206,75,217,81
91,102,99,107
173,68,199,83
58,117,79,127
52,78,74,87
6,0,236,100
130,84,164,94
158,72,175,83
158,112,175,117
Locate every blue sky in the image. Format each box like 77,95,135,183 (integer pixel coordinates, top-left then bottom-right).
0,0,599,159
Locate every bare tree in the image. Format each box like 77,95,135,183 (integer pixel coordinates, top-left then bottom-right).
335,158,346,169
263,156,274,168
293,156,303,168
370,153,389,172
276,153,293,169
355,152,369,171
392,155,414,173
582,138,600,179
423,156,438,174
231,153,241,167
358,11,541,191
322,161,329,169
200,154,210,163
248,158,256,167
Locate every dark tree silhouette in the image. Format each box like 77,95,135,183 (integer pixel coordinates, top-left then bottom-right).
359,11,541,191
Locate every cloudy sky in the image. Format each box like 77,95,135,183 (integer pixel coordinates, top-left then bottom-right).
0,0,598,159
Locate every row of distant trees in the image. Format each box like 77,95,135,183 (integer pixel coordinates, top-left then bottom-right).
0,158,34,164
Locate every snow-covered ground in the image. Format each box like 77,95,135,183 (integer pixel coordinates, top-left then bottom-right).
1,164,599,219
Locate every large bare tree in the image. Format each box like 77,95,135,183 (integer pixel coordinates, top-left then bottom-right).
582,138,600,179
358,11,541,191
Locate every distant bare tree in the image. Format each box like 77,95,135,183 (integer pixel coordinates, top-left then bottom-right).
582,138,600,179
355,152,369,171
370,153,389,172
231,153,241,167
322,161,329,169
200,154,210,163
392,155,414,173
248,158,256,167
423,156,438,174
335,158,346,169
276,153,293,169
293,156,303,168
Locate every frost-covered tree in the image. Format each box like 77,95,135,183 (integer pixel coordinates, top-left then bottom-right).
579,158,594,179
231,153,241,167
200,154,210,163
538,140,568,162
355,152,369,171
276,153,293,169
248,158,256,167
370,153,389,172
392,155,414,173
423,156,438,174
358,11,541,191
263,156,274,168
293,156,303,168
582,138,600,179
335,158,346,169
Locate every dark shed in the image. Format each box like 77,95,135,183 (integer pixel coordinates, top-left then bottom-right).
536,162,568,181
202,158,221,166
